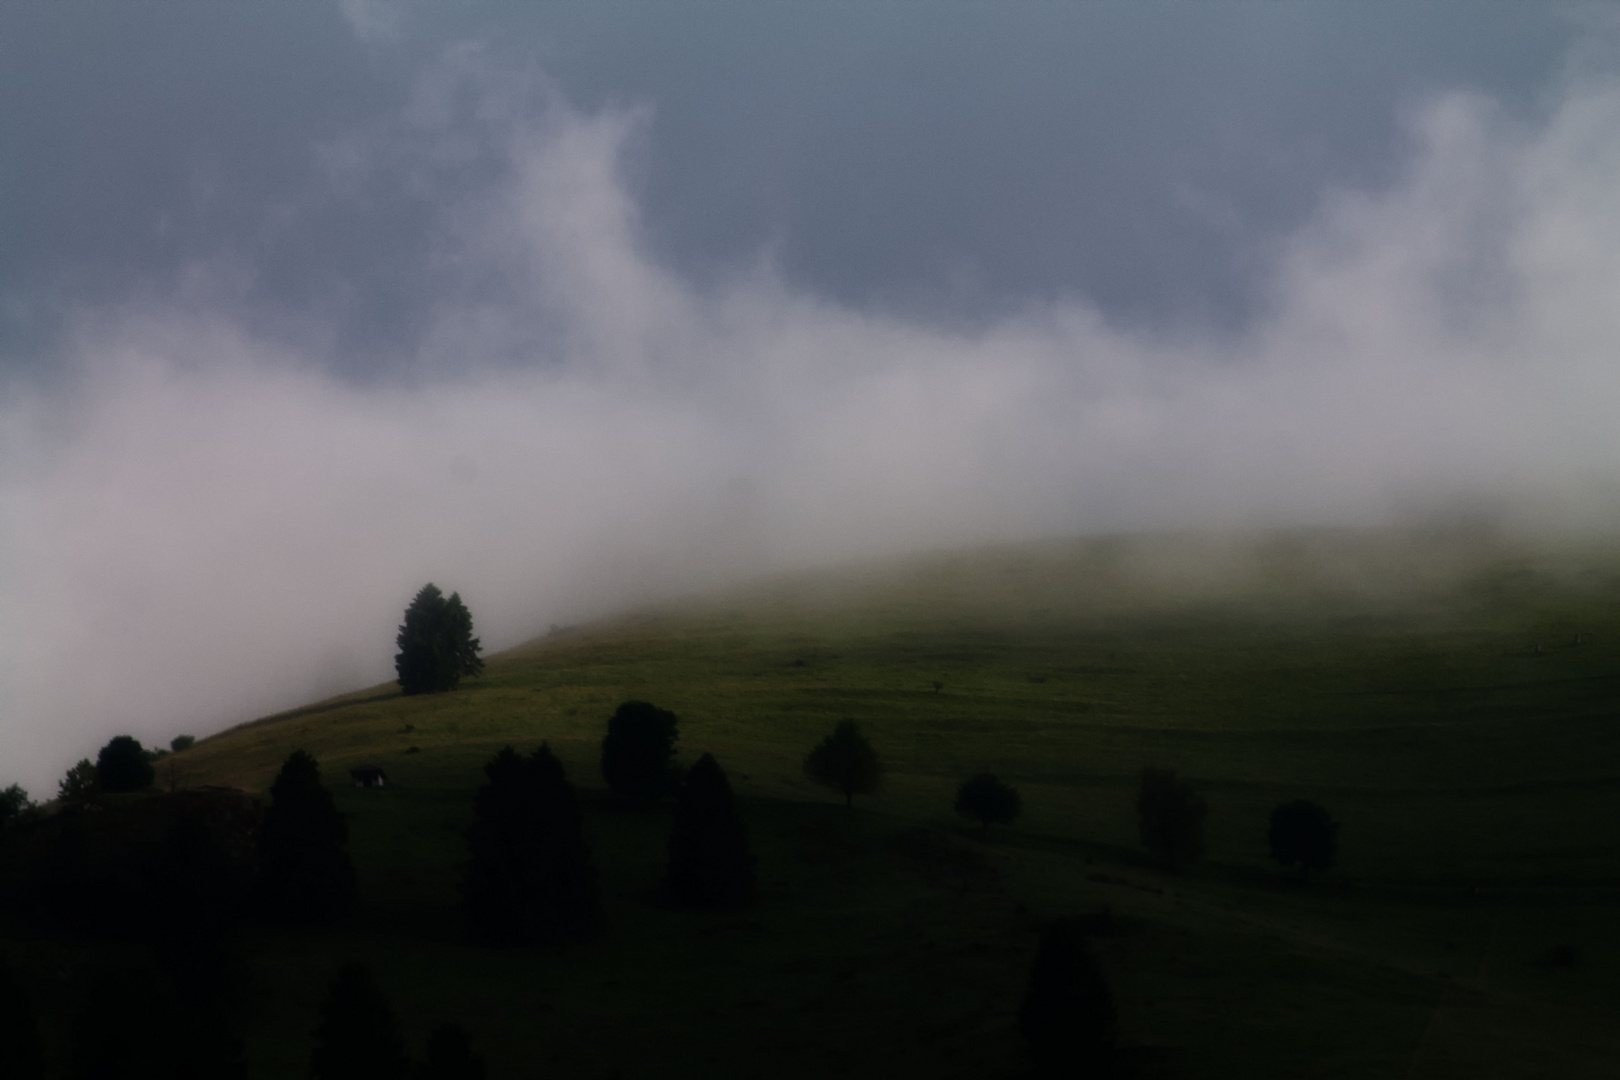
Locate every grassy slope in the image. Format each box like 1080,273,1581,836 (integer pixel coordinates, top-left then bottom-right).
104,531,1620,1075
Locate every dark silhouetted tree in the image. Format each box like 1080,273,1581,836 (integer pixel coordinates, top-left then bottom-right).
1018,923,1117,1078
1136,767,1206,871
1268,799,1339,882
395,584,484,695
665,753,754,906
804,719,883,808
96,735,155,793
600,700,679,804
954,772,1022,831
0,783,34,829
463,744,601,944
0,957,44,1080
171,734,196,752
59,758,98,801
418,1023,487,1080
258,750,355,924
309,963,410,1080
69,965,173,1080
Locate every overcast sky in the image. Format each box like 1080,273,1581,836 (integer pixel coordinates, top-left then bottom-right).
2,2,1618,792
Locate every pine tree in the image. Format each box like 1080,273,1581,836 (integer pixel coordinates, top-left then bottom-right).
803,719,883,808
1136,767,1206,871
308,964,410,1080
258,750,355,924
1018,924,1117,1077
665,753,754,907
954,772,1022,830
395,584,484,695
600,701,679,804
463,744,601,944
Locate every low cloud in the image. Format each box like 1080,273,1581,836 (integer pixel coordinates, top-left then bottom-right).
4,50,1620,792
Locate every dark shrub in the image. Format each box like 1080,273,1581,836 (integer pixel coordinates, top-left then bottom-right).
600,701,680,804
463,744,600,944
665,753,754,907
258,750,355,924
954,772,1022,830
309,964,410,1080
97,735,155,793
171,735,196,752
1267,799,1339,881
803,719,883,808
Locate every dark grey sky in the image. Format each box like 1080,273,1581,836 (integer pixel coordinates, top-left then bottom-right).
0,2,1580,372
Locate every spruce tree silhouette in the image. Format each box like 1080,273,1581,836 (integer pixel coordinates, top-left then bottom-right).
1136,767,1207,871
418,1023,487,1080
258,750,355,924
395,584,484,694
600,701,679,804
1268,799,1339,882
954,772,1023,831
803,719,884,807
308,963,410,1080
1018,923,1118,1078
665,753,754,906
0,957,44,1080
463,744,601,944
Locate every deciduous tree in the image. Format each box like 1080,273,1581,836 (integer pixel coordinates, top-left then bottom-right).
600,700,679,804
96,735,154,793
954,772,1022,831
804,720,883,808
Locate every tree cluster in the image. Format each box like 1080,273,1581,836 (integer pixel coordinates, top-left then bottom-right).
463,743,601,944
395,584,484,695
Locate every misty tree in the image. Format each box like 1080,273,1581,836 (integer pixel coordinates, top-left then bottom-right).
0,784,34,829
58,759,98,801
463,743,601,944
395,583,484,695
96,735,155,793
1018,923,1118,1078
1268,799,1339,882
665,753,754,907
954,772,1022,831
308,964,410,1080
1136,767,1206,871
420,1023,488,1080
803,719,884,808
170,734,196,752
258,750,355,924
600,700,680,804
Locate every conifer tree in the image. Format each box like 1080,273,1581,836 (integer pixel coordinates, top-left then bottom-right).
418,1023,487,1080
1136,766,1206,871
1018,923,1118,1077
803,719,884,807
600,700,679,804
308,964,410,1080
463,743,601,944
258,750,355,924
665,753,754,906
395,584,484,695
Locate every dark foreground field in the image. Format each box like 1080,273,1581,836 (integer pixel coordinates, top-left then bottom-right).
5,528,1619,1077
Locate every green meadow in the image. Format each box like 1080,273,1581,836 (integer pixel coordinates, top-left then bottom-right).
11,527,1620,1077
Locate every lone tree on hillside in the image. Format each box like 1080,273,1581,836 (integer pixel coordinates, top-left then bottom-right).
463,743,601,944
1137,767,1206,871
258,750,355,924
96,735,154,793
665,753,754,907
804,719,883,808
1018,922,1118,1078
308,964,410,1080
954,772,1022,831
395,584,484,695
1268,799,1339,882
600,701,680,805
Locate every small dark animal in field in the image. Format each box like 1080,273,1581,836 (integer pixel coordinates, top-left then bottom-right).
1267,799,1339,882
351,765,389,788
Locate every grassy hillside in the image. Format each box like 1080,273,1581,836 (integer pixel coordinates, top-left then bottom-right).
10,528,1620,1077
